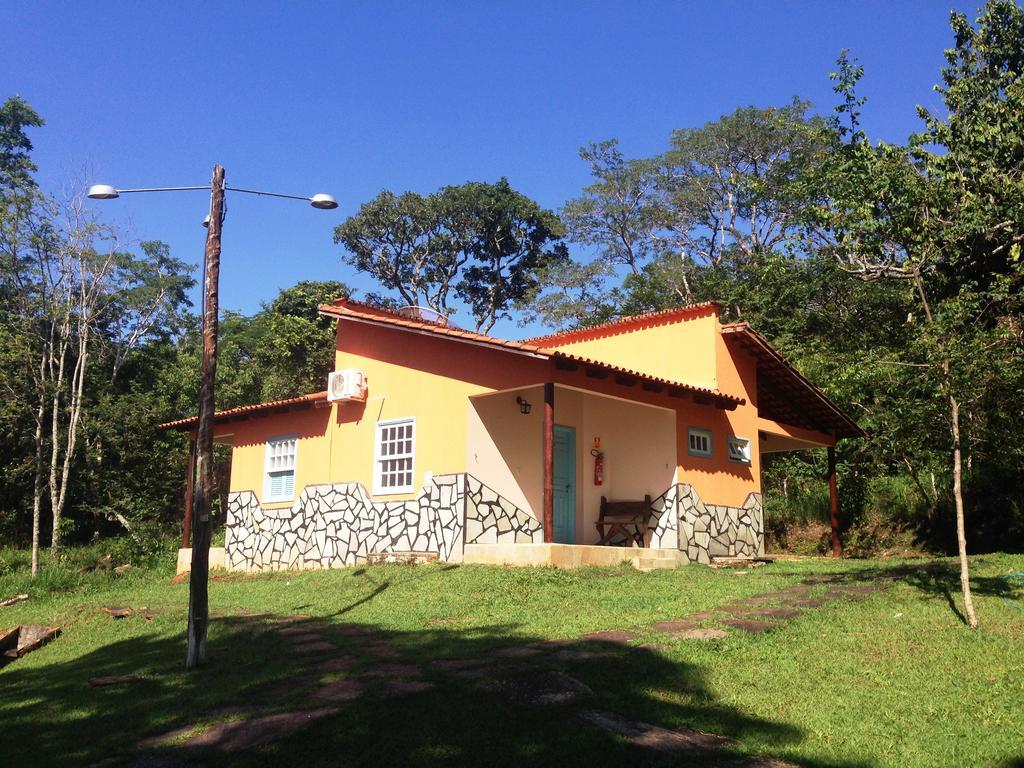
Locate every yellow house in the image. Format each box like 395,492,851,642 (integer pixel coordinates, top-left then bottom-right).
161,298,862,570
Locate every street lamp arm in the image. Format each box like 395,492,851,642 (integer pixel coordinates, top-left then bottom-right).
89,182,337,210
224,186,308,202
114,185,213,194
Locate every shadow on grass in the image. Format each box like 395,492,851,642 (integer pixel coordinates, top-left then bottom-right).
0,610,872,768
769,559,1022,626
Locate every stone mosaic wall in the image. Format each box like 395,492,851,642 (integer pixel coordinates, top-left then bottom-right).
225,473,541,572
464,476,544,545
225,471,761,572
648,486,681,550
226,474,467,571
647,484,764,564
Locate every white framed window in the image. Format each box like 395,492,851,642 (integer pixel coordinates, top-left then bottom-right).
374,418,415,494
728,436,751,465
264,435,297,503
687,427,712,458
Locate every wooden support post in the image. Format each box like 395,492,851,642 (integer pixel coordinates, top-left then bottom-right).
543,382,554,543
186,164,225,671
827,445,842,558
181,436,196,548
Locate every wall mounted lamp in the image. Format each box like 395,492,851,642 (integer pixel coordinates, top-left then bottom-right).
516,396,532,415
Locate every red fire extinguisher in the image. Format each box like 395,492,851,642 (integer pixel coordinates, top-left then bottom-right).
591,448,604,486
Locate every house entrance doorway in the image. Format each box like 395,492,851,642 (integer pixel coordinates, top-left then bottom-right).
553,425,576,543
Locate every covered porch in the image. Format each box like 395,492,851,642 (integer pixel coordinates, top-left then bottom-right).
466,377,709,549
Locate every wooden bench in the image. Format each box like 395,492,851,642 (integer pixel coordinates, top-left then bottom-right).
595,495,653,548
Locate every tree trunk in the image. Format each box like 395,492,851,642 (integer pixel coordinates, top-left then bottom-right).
31,408,45,577
948,384,978,628
47,329,68,549
914,275,977,628
186,165,224,670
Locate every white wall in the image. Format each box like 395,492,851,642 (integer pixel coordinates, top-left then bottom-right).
466,386,543,518
466,386,677,543
577,390,677,544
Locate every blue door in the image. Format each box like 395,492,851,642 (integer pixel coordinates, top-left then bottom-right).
553,425,576,544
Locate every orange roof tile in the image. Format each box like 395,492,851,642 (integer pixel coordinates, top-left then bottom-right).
158,391,329,431
319,299,744,408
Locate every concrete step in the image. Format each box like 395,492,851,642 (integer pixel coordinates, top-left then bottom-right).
631,556,682,572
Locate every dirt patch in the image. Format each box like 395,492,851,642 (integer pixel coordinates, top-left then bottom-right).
359,662,421,679
676,628,729,641
312,679,364,703
242,673,320,703
582,629,639,645
494,645,545,659
89,675,146,688
275,625,323,637
101,606,134,619
580,710,792,766
429,657,491,671
283,632,326,645
316,655,359,673
290,640,337,656
379,679,436,695
481,670,592,707
552,648,616,663
180,708,338,751
579,709,731,752
333,624,379,638
136,724,202,750
361,641,400,658
651,619,698,634
719,618,773,635
781,598,826,608
743,607,802,620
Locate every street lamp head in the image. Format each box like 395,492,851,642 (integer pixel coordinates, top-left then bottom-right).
87,184,119,200
202,215,210,228
309,193,339,210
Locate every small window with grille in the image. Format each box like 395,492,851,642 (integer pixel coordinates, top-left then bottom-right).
687,427,712,458
264,435,297,502
374,418,415,494
728,436,751,465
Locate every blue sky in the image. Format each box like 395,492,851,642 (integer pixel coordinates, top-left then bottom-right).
6,1,974,338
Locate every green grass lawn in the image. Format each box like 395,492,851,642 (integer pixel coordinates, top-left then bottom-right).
1,549,1022,767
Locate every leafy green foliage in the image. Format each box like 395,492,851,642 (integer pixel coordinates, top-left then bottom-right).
336,179,566,332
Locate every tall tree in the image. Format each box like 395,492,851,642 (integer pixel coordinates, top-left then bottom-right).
453,179,567,333
0,96,43,190
335,179,565,332
808,0,1024,627
651,101,830,302
334,190,467,315
561,140,658,276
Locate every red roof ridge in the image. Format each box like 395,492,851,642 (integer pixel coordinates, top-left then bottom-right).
522,302,722,346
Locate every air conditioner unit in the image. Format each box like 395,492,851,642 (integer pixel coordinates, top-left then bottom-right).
327,369,368,402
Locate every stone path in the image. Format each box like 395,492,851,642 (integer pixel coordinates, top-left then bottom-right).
124,574,890,766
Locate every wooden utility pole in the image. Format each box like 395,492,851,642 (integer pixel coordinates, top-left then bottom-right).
542,382,554,543
827,445,842,558
186,165,224,670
